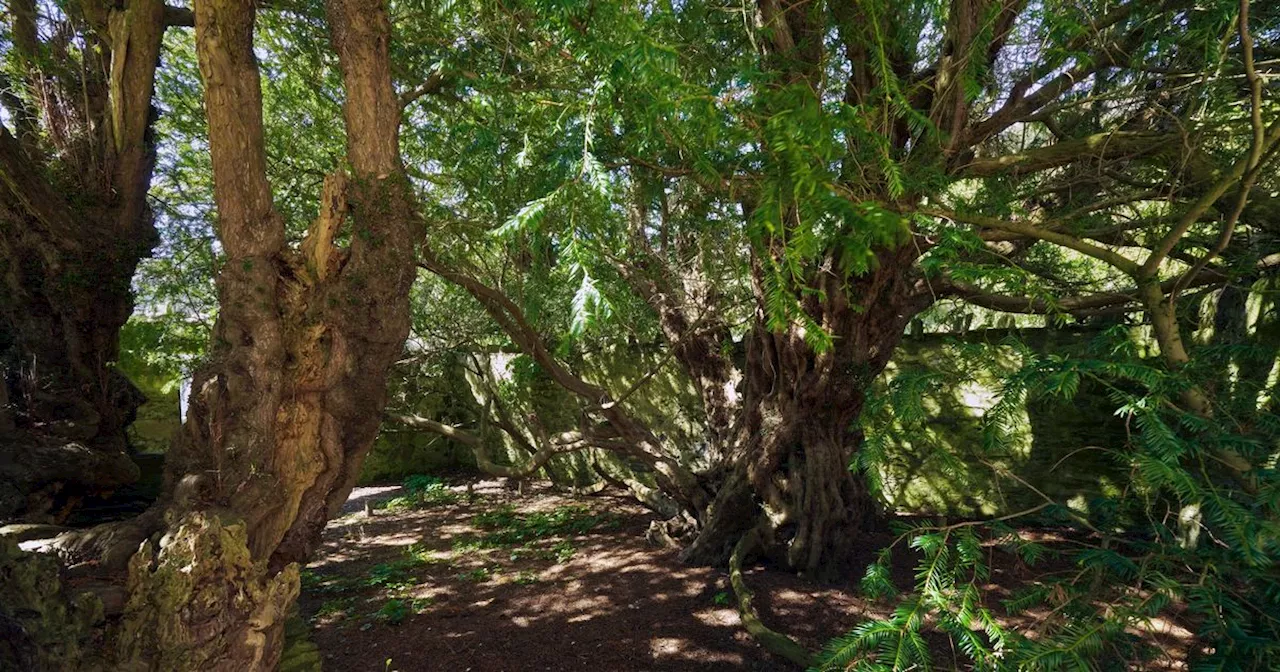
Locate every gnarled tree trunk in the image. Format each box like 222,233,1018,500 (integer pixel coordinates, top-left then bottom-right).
113,0,418,666
683,246,927,577
17,0,420,668
0,0,170,522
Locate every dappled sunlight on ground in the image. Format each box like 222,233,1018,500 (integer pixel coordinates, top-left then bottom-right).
299,480,876,671
300,479,1197,671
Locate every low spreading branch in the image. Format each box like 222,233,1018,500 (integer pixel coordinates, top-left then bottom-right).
415,250,710,513
923,208,1142,275
936,261,1253,317
957,131,1171,178
391,413,580,479
729,530,818,668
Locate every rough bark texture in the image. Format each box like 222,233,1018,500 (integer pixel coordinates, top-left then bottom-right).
0,536,103,670
18,0,423,667
683,246,927,577
0,0,165,522
114,512,299,671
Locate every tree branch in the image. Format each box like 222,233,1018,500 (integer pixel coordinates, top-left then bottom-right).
923,208,1142,275
391,413,582,479
1171,0,1272,296
399,70,453,109
957,131,1170,178
1140,118,1280,279
415,250,710,512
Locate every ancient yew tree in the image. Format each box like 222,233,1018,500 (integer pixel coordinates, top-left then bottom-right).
116,0,417,665
0,0,187,520
1,0,1277,668
400,0,1279,582
4,0,419,666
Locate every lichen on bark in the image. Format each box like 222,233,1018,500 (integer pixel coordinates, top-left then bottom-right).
114,511,299,672
0,537,103,670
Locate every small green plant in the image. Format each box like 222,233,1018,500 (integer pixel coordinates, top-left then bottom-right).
365,549,437,592
403,474,444,495
375,599,410,625
473,504,616,546
300,569,355,594
372,597,432,626
513,570,539,585
551,539,576,563
712,591,730,606
451,536,485,554
404,542,447,565
457,566,494,583
330,543,452,595
378,474,459,511
300,569,324,590
314,597,357,622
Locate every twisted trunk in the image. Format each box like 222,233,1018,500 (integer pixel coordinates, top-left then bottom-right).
0,0,167,522
683,246,926,576
15,0,420,668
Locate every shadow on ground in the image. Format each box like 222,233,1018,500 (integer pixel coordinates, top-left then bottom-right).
300,480,872,671
301,479,1196,671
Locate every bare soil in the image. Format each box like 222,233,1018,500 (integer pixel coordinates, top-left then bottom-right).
299,478,1195,671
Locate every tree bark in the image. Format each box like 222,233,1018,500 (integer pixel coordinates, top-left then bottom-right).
683,246,926,577
36,0,423,667
0,0,166,522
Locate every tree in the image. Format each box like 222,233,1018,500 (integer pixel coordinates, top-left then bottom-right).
7,0,1277,667
0,0,192,520
396,0,1279,580
7,0,420,666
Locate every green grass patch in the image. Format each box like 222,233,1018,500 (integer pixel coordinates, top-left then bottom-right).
456,566,495,583
314,596,357,622
373,597,433,625
377,474,459,511
506,539,575,563
473,504,617,546
301,543,444,597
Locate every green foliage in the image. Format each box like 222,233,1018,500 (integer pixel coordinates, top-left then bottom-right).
109,0,1280,668
512,570,540,586
300,544,443,599
313,597,356,623
377,475,460,511
455,567,494,583
403,474,448,497
374,599,411,625
373,598,432,625
365,561,421,592
472,503,617,546
823,335,1280,671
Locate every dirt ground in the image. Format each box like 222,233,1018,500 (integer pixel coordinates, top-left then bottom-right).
298,478,1195,671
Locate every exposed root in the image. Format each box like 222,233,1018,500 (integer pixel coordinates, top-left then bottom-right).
591,459,682,519
32,508,163,575
644,515,698,548
729,529,818,669
557,479,609,496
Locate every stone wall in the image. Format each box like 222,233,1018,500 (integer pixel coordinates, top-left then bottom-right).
872,330,1130,516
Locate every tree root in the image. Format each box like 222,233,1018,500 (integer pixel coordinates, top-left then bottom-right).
729,529,818,669
591,459,682,519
